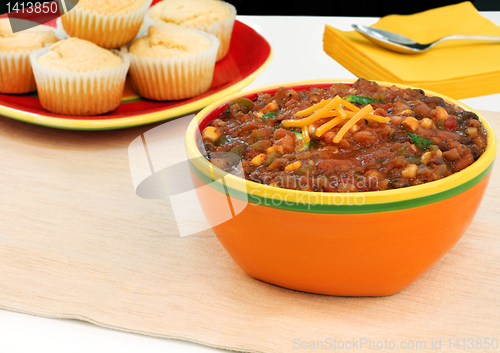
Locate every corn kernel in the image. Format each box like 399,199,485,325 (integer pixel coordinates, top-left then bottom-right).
430,106,448,120
402,164,418,179
263,100,279,114
266,146,283,154
436,149,443,158
365,170,382,180
201,126,222,143
251,153,267,166
421,118,433,128
402,117,419,133
285,161,302,172
421,151,432,164
467,127,478,136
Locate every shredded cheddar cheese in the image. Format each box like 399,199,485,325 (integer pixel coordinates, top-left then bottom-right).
316,116,344,137
295,99,330,117
282,94,390,143
333,104,373,143
366,114,390,123
336,104,348,119
339,98,360,113
302,124,310,143
283,96,341,127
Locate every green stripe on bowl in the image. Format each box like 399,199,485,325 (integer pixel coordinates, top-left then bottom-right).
189,159,493,214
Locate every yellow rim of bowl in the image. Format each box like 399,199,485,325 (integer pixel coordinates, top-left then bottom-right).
186,79,496,206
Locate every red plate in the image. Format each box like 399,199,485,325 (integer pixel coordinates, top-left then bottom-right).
0,13,272,130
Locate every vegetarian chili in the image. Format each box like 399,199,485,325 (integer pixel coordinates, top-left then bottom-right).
201,79,487,192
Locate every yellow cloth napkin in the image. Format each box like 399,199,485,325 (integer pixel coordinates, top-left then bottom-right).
323,1,500,99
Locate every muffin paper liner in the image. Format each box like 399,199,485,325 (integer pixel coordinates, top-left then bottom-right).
54,18,71,40
0,50,36,94
129,30,219,101
61,0,153,48
30,47,130,116
198,2,236,61
0,26,59,94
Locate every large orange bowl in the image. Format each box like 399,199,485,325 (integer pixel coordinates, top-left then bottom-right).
185,79,496,296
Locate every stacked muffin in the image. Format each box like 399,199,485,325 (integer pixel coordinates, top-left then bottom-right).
148,0,236,61
0,18,58,94
61,0,153,49
0,0,236,116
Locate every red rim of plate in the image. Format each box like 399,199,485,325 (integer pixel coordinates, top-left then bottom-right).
0,16,273,130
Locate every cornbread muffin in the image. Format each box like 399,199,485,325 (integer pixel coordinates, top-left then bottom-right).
61,0,153,48
77,0,146,14
30,38,130,115
0,19,57,52
0,18,58,94
37,38,123,70
148,0,236,61
129,24,219,101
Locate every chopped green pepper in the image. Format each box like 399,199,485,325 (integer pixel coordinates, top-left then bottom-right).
229,145,242,157
408,133,433,149
296,165,313,175
230,143,248,157
292,130,311,151
228,97,253,109
250,140,270,150
344,95,383,105
214,137,228,147
406,156,422,165
251,129,265,140
264,151,278,167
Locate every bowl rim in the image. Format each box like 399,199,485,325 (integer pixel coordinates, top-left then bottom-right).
186,79,496,208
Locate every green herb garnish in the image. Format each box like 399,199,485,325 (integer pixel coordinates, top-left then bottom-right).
344,95,383,105
261,111,278,119
408,133,433,149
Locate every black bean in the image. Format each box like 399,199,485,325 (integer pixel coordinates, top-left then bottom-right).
438,140,450,151
458,137,473,145
391,178,409,188
423,96,446,108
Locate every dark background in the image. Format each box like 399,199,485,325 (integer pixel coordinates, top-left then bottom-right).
224,0,500,16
